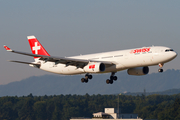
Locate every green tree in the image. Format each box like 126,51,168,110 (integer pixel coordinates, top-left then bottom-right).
18,98,35,120
33,101,47,120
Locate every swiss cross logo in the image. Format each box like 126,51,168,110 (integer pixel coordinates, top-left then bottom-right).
32,42,41,54
130,48,151,54
89,64,95,69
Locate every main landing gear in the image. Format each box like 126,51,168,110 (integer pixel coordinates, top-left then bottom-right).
106,72,117,84
158,63,164,73
81,73,92,83
81,72,118,84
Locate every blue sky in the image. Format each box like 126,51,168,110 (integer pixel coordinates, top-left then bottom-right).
1,0,180,84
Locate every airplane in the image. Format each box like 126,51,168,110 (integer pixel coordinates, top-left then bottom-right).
4,35,177,84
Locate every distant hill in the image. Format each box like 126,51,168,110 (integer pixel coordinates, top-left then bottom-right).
0,69,180,96
124,88,180,96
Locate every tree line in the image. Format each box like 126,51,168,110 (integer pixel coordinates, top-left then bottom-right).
0,93,180,120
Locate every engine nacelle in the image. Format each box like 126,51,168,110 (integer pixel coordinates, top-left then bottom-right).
127,66,149,76
83,62,105,73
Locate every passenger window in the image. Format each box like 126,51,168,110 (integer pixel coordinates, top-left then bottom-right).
114,55,123,57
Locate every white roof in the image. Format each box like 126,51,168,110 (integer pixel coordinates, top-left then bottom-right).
93,112,110,116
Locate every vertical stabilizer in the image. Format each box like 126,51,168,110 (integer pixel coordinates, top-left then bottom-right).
27,35,50,59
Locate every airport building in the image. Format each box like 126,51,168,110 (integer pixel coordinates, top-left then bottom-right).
70,108,157,120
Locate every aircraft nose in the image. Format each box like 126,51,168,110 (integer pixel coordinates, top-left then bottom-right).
172,51,178,58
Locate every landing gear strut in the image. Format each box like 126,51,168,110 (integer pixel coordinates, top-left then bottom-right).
81,73,92,83
158,63,164,73
106,72,118,84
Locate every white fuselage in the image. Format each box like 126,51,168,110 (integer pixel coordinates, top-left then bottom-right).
37,46,177,75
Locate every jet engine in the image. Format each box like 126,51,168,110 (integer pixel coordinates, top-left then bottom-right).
83,62,105,73
127,66,149,76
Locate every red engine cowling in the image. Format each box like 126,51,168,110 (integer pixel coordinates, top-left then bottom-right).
127,66,149,76
83,62,105,73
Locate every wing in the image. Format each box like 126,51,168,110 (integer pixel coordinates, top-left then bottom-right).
4,45,115,68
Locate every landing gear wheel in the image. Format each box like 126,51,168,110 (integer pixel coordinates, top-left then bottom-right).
110,76,117,80
106,72,117,84
110,80,113,84
106,79,110,84
113,76,117,81
81,73,92,83
85,75,88,79
81,78,85,83
158,69,163,73
85,74,93,80
85,79,88,83
110,76,114,80
88,75,93,79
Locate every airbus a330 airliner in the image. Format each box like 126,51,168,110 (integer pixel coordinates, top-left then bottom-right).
4,36,177,84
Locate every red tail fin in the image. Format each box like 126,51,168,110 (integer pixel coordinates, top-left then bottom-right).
27,36,50,59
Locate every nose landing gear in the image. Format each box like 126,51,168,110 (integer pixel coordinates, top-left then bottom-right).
106,72,117,84
158,63,164,73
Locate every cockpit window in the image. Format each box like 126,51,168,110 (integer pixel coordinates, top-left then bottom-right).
165,49,174,52
170,49,174,51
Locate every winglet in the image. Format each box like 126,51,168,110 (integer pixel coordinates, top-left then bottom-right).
4,45,12,52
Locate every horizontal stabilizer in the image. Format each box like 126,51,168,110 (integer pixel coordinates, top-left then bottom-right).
8,60,40,65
